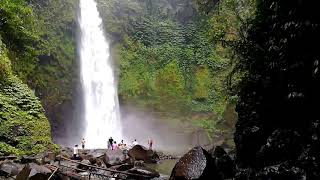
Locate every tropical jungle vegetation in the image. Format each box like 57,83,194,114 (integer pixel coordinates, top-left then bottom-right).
0,0,254,154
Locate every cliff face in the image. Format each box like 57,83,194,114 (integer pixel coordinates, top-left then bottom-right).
0,44,55,156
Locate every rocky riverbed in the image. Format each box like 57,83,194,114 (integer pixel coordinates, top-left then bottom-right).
0,145,181,180
2,144,238,180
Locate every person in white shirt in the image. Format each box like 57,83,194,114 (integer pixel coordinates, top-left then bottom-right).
81,138,85,149
132,139,138,146
73,145,79,160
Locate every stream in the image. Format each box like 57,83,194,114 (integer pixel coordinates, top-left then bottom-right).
147,159,179,177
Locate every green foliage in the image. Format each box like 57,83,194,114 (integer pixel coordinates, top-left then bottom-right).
25,0,78,108
0,0,41,81
0,48,54,155
194,66,211,100
0,0,39,52
193,118,218,140
109,0,241,139
0,142,22,156
0,41,11,79
1,0,77,111
114,0,256,139
154,60,189,113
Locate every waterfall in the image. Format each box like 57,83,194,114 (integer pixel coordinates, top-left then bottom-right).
78,0,122,149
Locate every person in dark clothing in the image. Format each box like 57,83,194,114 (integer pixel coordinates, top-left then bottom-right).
108,137,114,150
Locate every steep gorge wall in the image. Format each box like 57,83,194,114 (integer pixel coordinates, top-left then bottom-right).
0,42,55,155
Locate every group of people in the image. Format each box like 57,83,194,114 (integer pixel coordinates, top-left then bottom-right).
107,137,141,150
108,137,119,150
72,137,154,160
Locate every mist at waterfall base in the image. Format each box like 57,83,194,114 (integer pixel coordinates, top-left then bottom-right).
120,105,210,154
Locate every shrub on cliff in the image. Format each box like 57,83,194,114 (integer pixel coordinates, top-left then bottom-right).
0,47,55,156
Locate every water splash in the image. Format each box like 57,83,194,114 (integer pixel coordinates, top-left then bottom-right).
78,0,122,148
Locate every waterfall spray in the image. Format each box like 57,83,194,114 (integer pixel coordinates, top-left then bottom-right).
78,0,122,148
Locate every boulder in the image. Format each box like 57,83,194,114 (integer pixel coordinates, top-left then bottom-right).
109,164,134,171
60,147,73,159
298,146,320,179
255,163,306,180
77,159,91,170
234,168,256,180
21,155,37,164
128,145,160,163
102,153,111,167
16,165,31,180
151,174,170,180
128,166,160,178
28,163,52,180
103,149,126,166
169,146,221,180
213,146,236,179
134,160,145,167
256,129,302,167
47,152,56,161
0,161,22,177
86,149,105,158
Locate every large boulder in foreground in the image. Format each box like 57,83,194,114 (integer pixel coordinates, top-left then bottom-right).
0,161,22,177
128,145,159,163
170,146,221,180
103,149,127,166
212,146,236,179
28,163,52,180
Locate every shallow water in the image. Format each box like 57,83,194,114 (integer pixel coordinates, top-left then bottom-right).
147,159,179,176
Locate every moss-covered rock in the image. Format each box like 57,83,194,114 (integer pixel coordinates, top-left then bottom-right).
0,46,55,156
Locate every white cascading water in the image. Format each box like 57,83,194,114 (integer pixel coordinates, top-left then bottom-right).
78,0,122,149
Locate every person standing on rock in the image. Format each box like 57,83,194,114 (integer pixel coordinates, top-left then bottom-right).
81,138,85,149
108,137,113,150
73,145,79,160
113,141,118,150
132,139,138,146
148,138,153,150
122,144,129,159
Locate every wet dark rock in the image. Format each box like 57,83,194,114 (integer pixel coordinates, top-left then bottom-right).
256,129,302,167
109,164,134,171
102,153,110,167
60,147,73,159
213,146,236,179
134,160,145,167
234,123,265,167
87,149,105,158
255,163,306,180
157,152,178,160
104,149,126,166
16,165,31,180
77,159,90,170
298,145,320,179
234,168,256,180
21,155,37,164
47,152,56,161
88,156,97,165
28,163,52,180
151,174,170,180
169,146,221,180
128,145,160,163
0,161,22,177
128,166,160,178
